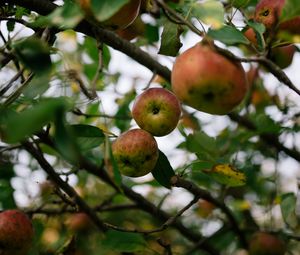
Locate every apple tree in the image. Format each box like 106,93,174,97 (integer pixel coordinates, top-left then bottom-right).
0,0,300,254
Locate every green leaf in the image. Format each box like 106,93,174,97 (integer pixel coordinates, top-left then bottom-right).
230,0,251,8
280,192,298,228
54,111,80,163
281,0,300,22
13,36,52,74
253,114,282,134
107,136,122,186
91,0,129,22
204,164,246,187
0,180,16,209
246,20,266,51
102,230,147,253
71,124,105,151
208,25,249,45
186,131,217,157
158,22,183,57
191,0,225,29
32,0,83,29
1,98,69,143
23,74,50,98
152,150,176,189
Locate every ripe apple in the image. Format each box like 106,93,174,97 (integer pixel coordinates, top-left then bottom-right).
112,129,159,177
116,16,145,41
196,200,215,218
132,88,181,136
79,0,141,30
255,0,300,34
249,231,286,255
269,44,296,69
102,0,141,30
67,213,94,233
0,209,34,255
171,42,248,115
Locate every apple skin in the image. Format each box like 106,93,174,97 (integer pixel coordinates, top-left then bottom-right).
102,0,141,30
196,200,215,218
249,231,286,255
171,42,248,115
112,129,159,177
79,0,141,30
270,44,296,69
116,16,145,41
132,88,181,137
67,213,93,233
255,0,300,34
0,209,34,255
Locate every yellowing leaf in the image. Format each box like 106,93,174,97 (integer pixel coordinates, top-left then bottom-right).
204,164,246,187
192,0,225,29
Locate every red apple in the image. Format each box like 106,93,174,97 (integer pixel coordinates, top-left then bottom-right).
116,16,145,41
255,0,300,34
249,231,286,255
102,0,141,30
196,200,215,218
0,209,34,255
79,0,141,30
171,42,248,115
112,129,159,177
67,213,94,233
132,88,181,136
270,44,296,69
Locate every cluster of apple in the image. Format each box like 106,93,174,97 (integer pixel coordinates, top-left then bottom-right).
0,209,34,255
112,88,181,177
112,38,252,178
245,0,299,69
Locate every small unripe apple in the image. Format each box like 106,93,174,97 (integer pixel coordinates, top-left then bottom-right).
249,231,286,255
112,129,159,177
132,88,181,136
0,209,34,255
171,42,248,115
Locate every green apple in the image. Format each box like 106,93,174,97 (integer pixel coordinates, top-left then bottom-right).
0,209,34,255
112,129,159,177
249,231,286,255
171,42,248,115
132,88,181,136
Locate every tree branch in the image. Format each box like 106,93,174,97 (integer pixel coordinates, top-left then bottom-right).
171,175,248,249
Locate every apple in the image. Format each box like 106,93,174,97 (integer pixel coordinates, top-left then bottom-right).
255,0,300,34
67,213,94,233
244,27,258,46
112,129,159,177
101,0,141,30
171,42,248,115
0,209,34,255
269,44,296,69
196,200,215,218
249,231,286,255
116,16,145,41
132,88,181,136
79,0,141,30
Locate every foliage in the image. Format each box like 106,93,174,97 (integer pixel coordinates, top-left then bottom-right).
0,0,300,254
